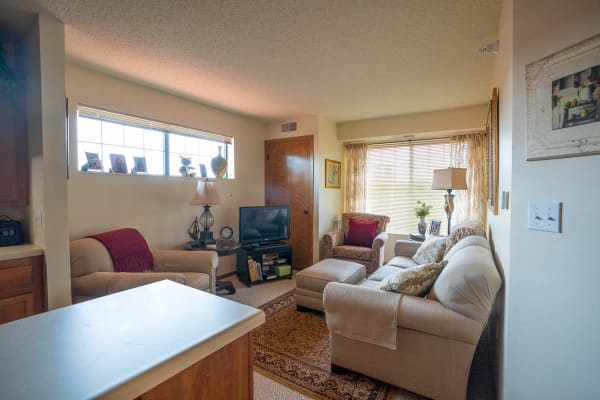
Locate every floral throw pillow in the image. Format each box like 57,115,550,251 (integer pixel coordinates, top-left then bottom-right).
412,236,447,264
379,260,448,297
445,220,486,255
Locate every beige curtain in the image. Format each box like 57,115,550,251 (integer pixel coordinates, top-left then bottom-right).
451,132,487,226
343,143,367,212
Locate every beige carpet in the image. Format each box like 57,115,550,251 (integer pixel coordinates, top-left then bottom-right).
220,273,296,308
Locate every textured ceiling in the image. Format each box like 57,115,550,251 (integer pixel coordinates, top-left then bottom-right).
2,0,501,122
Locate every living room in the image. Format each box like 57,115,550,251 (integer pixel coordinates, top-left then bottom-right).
0,1,599,399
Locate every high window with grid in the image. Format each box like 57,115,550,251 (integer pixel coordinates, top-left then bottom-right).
76,105,234,178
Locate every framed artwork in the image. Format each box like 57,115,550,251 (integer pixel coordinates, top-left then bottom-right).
487,88,499,216
429,220,441,236
324,159,341,188
85,152,103,171
526,33,600,160
110,153,128,174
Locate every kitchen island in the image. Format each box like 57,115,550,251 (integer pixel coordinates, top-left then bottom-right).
0,280,264,399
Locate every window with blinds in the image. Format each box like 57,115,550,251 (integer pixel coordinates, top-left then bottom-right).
76,105,234,178
366,140,453,234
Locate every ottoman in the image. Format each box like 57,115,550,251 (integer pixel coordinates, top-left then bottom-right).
295,258,365,311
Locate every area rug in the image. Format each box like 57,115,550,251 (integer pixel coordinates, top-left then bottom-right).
253,292,404,400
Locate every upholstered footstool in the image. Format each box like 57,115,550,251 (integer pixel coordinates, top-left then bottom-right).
295,258,365,312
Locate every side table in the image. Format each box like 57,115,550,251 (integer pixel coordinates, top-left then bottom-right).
184,241,241,295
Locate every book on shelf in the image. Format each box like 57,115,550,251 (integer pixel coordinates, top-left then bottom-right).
248,257,261,282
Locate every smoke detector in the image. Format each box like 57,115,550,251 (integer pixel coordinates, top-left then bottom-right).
479,40,499,55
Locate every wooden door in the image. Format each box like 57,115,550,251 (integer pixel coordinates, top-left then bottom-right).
265,136,314,269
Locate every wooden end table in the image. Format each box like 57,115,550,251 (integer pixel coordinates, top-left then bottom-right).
184,241,241,295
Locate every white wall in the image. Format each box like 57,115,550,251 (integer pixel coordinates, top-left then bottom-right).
25,14,71,309
66,63,266,275
503,1,600,398
488,0,513,395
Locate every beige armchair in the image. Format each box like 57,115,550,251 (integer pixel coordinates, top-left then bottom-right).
322,212,390,274
70,236,218,303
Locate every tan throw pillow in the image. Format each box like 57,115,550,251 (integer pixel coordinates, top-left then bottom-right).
379,260,448,296
445,220,486,255
412,236,446,264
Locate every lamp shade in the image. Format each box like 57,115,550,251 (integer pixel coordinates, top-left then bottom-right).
431,168,468,190
190,179,222,205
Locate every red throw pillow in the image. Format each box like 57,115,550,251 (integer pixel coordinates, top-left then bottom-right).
346,218,379,247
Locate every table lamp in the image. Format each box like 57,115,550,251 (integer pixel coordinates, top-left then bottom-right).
190,178,222,246
431,167,467,235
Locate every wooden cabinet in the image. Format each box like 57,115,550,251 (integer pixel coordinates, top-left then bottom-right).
236,242,292,287
0,43,29,205
0,256,45,324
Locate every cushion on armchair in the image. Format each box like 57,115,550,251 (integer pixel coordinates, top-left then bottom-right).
346,218,378,247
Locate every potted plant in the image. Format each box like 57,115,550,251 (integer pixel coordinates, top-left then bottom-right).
414,200,432,235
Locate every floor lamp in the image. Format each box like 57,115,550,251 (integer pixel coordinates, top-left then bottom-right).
190,178,222,246
431,167,467,235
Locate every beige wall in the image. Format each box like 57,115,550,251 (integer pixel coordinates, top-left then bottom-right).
24,14,71,309
337,104,488,141
502,1,600,398
66,63,266,275
316,116,343,259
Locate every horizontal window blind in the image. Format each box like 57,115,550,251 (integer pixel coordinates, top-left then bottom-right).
78,104,233,144
366,140,453,234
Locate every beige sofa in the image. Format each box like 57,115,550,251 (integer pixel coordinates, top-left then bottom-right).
323,235,502,400
70,237,218,303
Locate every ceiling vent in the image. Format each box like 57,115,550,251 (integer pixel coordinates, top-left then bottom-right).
281,121,298,133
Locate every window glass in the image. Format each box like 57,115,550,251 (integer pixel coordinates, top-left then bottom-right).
76,106,233,178
366,141,452,234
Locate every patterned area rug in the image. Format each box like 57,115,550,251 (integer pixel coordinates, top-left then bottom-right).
253,292,398,400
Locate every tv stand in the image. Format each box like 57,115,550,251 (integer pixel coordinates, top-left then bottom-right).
237,242,292,287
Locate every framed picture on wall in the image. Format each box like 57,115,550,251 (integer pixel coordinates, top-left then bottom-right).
487,88,499,216
526,33,600,160
324,159,341,188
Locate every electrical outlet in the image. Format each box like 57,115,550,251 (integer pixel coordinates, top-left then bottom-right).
528,201,561,233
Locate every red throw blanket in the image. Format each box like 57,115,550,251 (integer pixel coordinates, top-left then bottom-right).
88,228,154,273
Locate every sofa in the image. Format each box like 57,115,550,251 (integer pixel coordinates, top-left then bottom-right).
323,233,502,400
70,236,218,303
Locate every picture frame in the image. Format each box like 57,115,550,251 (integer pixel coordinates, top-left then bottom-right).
324,159,341,189
85,152,103,171
526,33,600,160
132,156,147,174
110,153,128,174
487,88,499,216
429,220,441,236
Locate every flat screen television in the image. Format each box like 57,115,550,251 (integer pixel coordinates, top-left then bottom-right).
239,205,290,245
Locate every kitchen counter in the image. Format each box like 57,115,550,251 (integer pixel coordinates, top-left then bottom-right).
0,280,264,399
0,243,44,261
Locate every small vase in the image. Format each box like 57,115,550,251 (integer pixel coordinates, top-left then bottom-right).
417,216,427,235
211,146,228,178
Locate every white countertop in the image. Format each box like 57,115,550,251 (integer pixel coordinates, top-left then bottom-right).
0,244,44,261
0,280,265,400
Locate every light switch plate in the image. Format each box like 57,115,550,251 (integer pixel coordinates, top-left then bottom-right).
528,201,561,233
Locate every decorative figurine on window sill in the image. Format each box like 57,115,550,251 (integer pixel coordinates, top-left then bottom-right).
179,156,196,177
